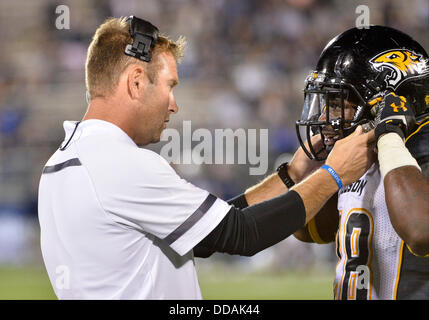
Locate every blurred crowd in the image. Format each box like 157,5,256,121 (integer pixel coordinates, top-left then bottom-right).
0,0,427,266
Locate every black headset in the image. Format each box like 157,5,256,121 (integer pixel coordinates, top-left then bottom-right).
124,16,159,63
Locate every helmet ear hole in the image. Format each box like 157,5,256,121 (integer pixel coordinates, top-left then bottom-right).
347,90,360,106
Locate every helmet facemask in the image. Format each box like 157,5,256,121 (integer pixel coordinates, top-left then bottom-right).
296,72,373,160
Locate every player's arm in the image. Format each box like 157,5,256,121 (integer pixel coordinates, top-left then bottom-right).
384,163,429,256
195,127,375,257
374,93,429,256
378,126,429,256
293,193,339,244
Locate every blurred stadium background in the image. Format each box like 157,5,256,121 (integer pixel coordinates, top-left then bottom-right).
0,0,427,299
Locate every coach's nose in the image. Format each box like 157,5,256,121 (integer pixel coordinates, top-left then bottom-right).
169,94,179,114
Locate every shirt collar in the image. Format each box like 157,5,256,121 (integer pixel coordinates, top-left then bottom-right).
61,119,137,149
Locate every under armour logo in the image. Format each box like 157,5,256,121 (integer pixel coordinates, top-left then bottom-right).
390,92,407,112
331,119,341,126
389,96,408,113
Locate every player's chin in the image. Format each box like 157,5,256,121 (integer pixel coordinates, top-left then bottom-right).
320,133,339,157
321,131,338,145
324,136,338,147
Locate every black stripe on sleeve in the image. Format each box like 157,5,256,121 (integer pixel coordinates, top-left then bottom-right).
164,193,217,245
42,158,82,174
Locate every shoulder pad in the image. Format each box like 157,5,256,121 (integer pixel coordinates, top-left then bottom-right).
416,110,429,124
406,116,429,160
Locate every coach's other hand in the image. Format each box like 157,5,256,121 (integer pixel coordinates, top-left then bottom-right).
288,134,326,183
325,126,376,186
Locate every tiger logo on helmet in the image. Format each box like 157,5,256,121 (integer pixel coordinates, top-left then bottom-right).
370,49,429,90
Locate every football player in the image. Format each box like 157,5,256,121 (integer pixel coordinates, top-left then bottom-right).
293,25,429,300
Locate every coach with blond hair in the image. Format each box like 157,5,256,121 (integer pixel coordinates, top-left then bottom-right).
38,16,375,299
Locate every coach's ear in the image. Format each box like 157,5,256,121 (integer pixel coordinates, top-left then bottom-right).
127,64,146,100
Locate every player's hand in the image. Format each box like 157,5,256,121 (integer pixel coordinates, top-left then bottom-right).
326,126,376,186
371,91,416,141
288,134,327,183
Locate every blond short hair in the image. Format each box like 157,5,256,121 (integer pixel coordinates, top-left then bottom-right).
85,17,185,99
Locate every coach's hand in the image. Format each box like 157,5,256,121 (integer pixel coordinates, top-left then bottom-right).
325,126,376,186
371,91,416,141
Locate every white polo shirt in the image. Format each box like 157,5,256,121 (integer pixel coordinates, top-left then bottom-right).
38,119,231,299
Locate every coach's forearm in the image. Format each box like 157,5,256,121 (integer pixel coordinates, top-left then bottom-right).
244,172,288,206
196,190,306,257
291,168,339,224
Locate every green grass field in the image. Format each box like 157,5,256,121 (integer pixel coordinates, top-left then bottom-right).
0,266,56,299
200,271,333,300
0,266,334,300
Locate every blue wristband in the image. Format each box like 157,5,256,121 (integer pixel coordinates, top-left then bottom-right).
321,165,343,190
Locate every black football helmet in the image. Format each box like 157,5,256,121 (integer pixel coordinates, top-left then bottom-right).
296,25,429,160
